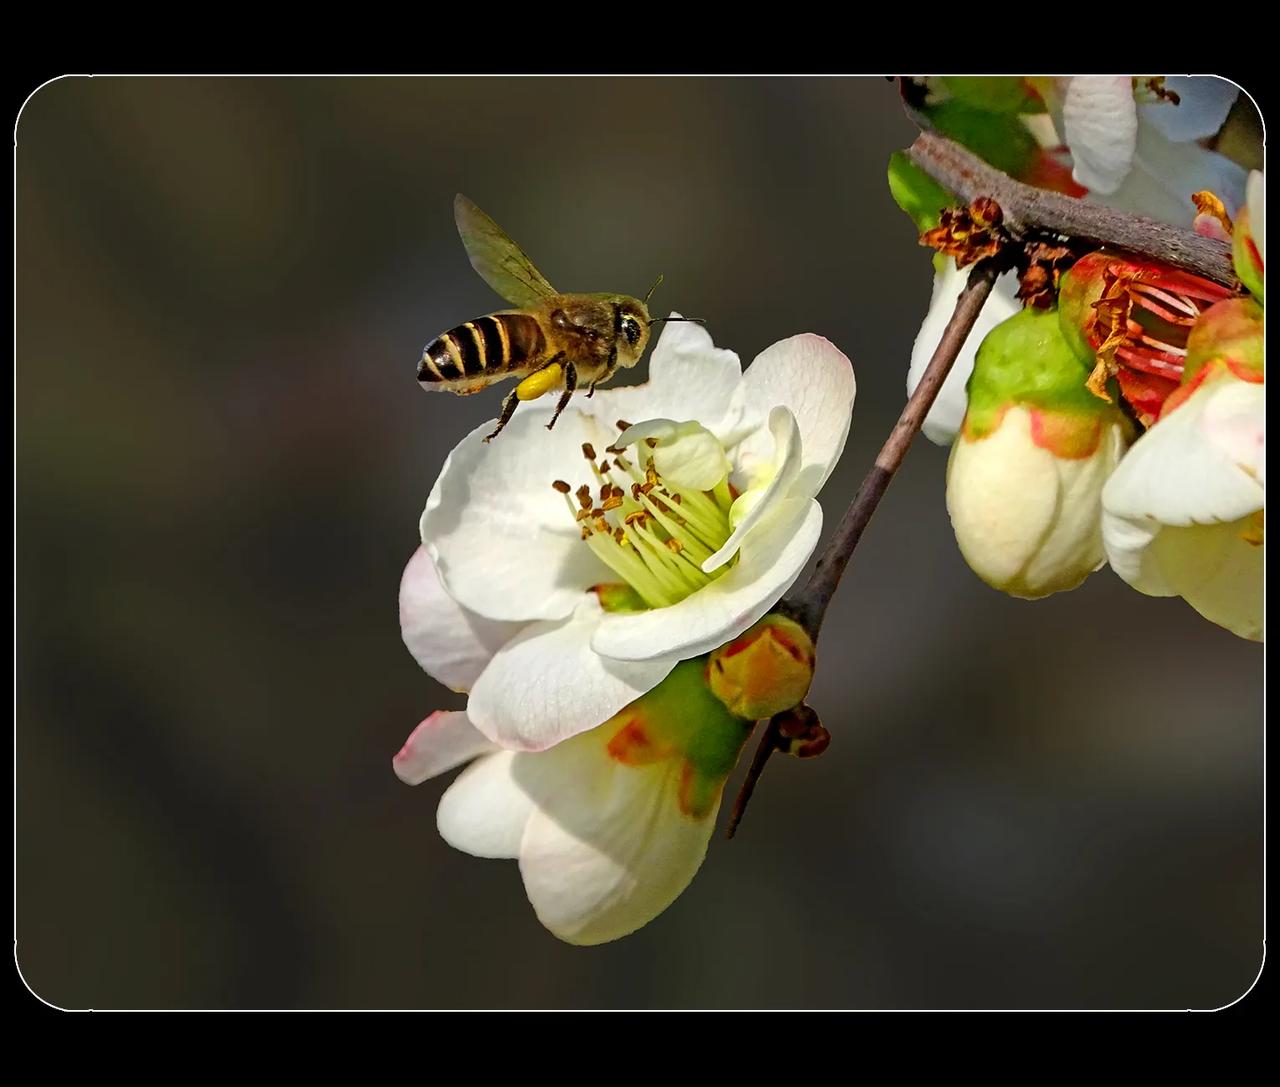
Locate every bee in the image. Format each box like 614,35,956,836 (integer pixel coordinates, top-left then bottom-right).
419,195,685,442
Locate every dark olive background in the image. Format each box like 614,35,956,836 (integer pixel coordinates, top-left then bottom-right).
15,77,1263,1009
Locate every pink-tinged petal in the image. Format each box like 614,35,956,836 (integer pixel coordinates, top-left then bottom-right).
908,265,1022,446
436,751,535,860
589,313,743,426
399,547,523,692
723,334,855,496
466,596,676,752
591,498,823,662
393,710,497,786
1063,76,1139,194
1139,76,1238,143
421,409,615,623
511,732,719,946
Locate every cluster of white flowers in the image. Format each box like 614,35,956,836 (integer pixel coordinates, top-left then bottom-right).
910,78,1264,641
395,321,855,943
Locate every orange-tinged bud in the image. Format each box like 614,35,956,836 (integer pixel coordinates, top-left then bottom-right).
707,614,815,720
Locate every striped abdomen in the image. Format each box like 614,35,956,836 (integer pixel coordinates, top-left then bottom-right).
418,313,546,387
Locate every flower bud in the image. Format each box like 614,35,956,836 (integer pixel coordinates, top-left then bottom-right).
706,614,815,720
1233,171,1264,303
1182,296,1264,387
947,308,1129,598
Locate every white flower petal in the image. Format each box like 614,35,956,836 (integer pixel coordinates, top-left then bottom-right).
393,710,497,786
512,734,718,946
724,334,855,496
1139,76,1238,143
467,596,676,751
1063,76,1139,194
590,313,743,425
399,547,522,692
946,409,1063,591
1100,508,1173,597
908,265,1021,446
1099,123,1248,225
436,750,535,860
591,498,823,662
1102,375,1264,634
421,409,615,623
704,407,802,573
615,418,729,491
1102,379,1264,529
1148,519,1264,641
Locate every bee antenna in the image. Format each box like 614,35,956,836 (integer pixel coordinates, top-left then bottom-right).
643,273,664,306
650,316,705,326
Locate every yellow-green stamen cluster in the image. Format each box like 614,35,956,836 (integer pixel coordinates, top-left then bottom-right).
552,421,736,609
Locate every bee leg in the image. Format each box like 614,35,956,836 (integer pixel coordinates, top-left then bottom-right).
484,390,520,443
546,361,578,431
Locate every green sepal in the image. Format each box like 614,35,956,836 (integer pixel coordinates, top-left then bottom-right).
638,658,752,783
965,307,1116,436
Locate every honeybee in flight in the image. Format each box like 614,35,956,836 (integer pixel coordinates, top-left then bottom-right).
419,195,689,441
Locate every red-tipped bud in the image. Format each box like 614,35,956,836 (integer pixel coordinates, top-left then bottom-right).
707,614,815,720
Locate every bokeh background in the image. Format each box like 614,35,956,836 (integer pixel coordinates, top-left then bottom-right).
16,77,1263,1009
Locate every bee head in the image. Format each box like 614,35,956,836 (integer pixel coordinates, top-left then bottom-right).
617,299,650,365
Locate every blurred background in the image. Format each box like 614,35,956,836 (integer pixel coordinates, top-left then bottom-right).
16,77,1263,1009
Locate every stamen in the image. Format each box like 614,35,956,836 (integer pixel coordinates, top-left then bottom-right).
555,432,740,610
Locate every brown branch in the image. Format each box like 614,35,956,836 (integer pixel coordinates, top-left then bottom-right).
907,131,1236,286
726,262,1000,838
790,262,999,638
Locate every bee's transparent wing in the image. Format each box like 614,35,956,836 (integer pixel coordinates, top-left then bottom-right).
454,194,558,307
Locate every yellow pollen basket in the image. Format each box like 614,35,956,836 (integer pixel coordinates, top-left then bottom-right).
516,363,564,402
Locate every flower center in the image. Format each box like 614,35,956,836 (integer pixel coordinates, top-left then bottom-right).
552,420,736,609
1088,266,1232,388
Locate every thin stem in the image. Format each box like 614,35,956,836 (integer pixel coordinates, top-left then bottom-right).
726,262,999,838
907,131,1236,285
789,261,999,638
724,717,781,840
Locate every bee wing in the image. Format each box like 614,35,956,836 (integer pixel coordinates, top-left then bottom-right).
454,194,558,308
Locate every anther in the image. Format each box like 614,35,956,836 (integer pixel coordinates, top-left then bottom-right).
599,460,611,474
576,485,592,509
645,438,658,449
613,527,626,544
665,538,684,553
552,480,571,494
582,443,597,461
602,495,624,512
615,420,631,431
599,483,611,500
